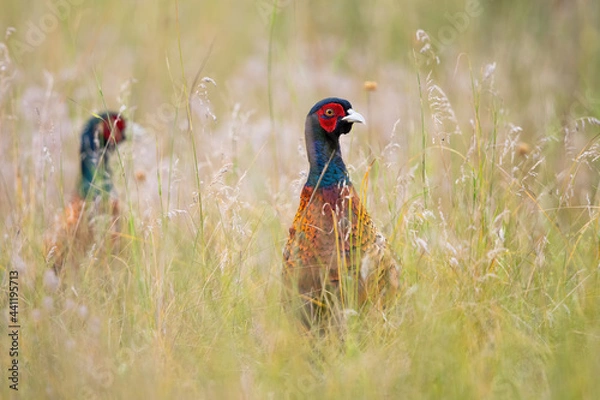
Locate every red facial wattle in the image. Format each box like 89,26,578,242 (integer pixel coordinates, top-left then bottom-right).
103,116,126,144
316,103,346,133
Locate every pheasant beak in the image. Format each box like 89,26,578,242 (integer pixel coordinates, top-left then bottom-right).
342,109,366,124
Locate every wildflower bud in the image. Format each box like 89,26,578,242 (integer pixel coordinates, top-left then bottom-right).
517,142,531,156
135,170,147,183
364,81,378,92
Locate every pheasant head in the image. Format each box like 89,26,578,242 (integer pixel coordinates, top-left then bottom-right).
304,98,365,188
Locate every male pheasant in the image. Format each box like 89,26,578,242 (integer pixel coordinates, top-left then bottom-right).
45,112,126,273
283,98,399,323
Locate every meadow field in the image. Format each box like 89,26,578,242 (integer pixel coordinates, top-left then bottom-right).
1,0,599,398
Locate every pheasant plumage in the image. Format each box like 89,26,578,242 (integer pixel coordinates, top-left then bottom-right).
283,98,399,322
45,112,126,273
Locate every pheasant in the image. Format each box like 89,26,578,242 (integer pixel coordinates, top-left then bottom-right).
45,112,127,273
283,98,399,324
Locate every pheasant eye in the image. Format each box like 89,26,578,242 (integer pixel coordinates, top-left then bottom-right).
324,108,335,117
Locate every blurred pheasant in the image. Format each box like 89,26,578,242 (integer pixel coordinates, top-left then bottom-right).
283,98,399,323
45,112,126,273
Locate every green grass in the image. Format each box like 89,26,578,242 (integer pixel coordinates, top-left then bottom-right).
1,0,600,398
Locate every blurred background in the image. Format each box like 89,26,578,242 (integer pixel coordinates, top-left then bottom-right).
1,0,599,398
1,0,599,211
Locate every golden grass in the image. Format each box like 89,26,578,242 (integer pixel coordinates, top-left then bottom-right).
1,0,599,398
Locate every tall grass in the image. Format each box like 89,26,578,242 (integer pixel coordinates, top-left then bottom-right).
1,0,599,398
